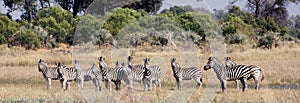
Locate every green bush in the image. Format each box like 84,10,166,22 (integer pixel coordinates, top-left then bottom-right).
0,35,6,44
14,29,40,50
0,16,19,44
103,8,148,36
33,6,78,44
229,34,244,44
257,35,274,49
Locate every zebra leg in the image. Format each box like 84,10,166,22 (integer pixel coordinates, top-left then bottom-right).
240,78,247,91
66,82,70,90
143,79,147,91
254,77,259,90
104,79,112,91
158,79,161,91
92,79,98,91
220,80,227,93
151,80,156,90
235,80,239,89
60,79,64,89
175,78,181,90
113,81,118,90
63,80,67,90
97,78,102,91
45,78,50,89
148,79,152,91
194,77,202,88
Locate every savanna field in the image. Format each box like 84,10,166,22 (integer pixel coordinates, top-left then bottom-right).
0,43,300,103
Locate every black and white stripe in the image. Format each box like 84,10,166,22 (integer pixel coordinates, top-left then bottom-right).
204,57,265,92
127,56,161,91
57,62,78,90
98,56,131,90
38,59,62,89
171,58,202,90
224,57,239,89
75,60,102,91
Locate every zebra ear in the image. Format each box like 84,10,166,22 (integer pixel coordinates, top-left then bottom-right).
208,57,214,61
39,59,44,63
171,58,176,62
74,60,79,63
147,58,150,61
128,56,133,60
225,57,230,60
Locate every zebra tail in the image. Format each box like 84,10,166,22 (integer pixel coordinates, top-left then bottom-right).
260,69,264,81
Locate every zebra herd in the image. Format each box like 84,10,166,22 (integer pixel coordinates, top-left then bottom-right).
38,56,264,92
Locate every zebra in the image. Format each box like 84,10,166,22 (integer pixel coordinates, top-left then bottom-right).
98,56,131,91
38,59,62,89
224,57,239,89
203,57,265,92
57,62,79,90
75,60,102,91
126,56,146,85
170,58,202,90
127,56,162,90
141,58,152,91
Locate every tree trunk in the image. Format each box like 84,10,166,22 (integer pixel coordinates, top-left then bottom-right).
25,0,33,21
72,0,79,17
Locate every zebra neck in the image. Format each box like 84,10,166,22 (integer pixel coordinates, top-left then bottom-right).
212,62,226,79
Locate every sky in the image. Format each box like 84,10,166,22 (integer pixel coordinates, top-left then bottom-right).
0,0,299,20
162,0,300,15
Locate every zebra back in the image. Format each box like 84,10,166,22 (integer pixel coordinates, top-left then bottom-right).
57,62,77,81
38,59,60,79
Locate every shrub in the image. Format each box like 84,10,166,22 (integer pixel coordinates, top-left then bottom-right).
229,34,244,44
257,35,274,49
14,29,40,50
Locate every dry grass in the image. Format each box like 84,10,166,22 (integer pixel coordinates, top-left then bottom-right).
0,44,300,102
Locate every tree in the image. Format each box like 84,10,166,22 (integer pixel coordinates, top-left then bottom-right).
0,16,19,44
55,0,94,17
33,6,78,44
122,0,163,15
14,28,41,50
3,0,38,21
102,8,147,36
74,14,112,45
161,5,194,15
231,0,300,25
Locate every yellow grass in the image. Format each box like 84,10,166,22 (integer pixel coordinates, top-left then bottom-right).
0,44,300,102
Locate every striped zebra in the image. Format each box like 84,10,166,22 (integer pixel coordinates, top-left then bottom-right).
75,60,102,91
141,58,152,91
98,56,131,91
224,57,239,89
57,62,79,90
127,56,161,90
38,59,62,89
126,56,146,85
204,57,265,92
170,58,202,90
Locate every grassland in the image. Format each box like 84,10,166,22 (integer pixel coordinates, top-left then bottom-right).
0,44,300,103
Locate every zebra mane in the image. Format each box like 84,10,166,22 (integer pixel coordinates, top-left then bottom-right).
211,57,226,70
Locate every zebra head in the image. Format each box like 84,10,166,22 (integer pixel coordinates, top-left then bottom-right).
98,56,105,62
127,56,133,69
171,58,180,68
74,60,81,71
143,58,151,77
38,59,47,72
56,62,64,77
204,57,215,71
224,57,237,68
143,58,150,68
115,61,122,67
98,56,107,68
